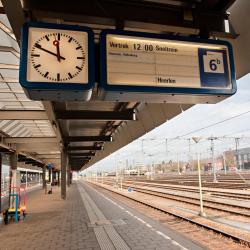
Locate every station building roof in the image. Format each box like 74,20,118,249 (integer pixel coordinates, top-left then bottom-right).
0,0,246,171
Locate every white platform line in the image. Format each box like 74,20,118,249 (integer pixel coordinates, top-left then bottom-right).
85,181,189,250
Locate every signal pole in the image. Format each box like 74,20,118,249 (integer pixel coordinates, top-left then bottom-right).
177,153,180,174
235,138,240,170
223,153,227,174
210,138,217,182
192,137,206,217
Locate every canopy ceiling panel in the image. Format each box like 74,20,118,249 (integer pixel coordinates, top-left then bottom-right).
0,7,58,169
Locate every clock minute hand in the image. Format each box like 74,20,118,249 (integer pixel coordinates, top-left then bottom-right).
35,44,65,60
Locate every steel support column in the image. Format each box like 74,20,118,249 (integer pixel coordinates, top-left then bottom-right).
10,152,18,170
57,171,60,186
0,154,2,212
10,152,18,188
48,168,51,183
42,165,46,189
61,148,67,200
67,165,71,187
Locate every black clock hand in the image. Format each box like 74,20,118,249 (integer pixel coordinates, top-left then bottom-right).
35,44,65,60
53,40,61,62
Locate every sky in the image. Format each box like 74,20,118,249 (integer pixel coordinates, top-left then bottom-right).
83,73,250,173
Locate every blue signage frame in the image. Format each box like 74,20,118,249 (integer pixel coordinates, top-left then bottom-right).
19,22,95,96
99,29,237,97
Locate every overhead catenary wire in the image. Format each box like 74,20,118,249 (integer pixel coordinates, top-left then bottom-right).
87,109,250,172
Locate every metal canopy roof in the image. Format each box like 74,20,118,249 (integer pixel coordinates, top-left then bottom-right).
0,0,239,171
0,10,57,168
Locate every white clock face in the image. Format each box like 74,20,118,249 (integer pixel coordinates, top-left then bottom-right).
26,27,88,84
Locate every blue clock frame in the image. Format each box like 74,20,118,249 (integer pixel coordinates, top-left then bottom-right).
99,29,237,103
19,22,95,101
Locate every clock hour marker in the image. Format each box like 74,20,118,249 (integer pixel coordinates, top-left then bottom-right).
35,43,41,48
34,64,41,68
68,37,73,43
44,72,49,77
77,57,85,59
31,54,40,57
45,35,49,41
57,73,60,81
76,66,82,70
68,73,73,79
76,46,82,50
58,33,60,41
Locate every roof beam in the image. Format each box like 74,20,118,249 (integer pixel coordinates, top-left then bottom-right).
71,163,88,166
0,148,13,153
70,162,90,167
70,157,91,161
38,156,61,159
36,153,60,157
0,110,48,120
16,142,59,151
0,143,14,153
69,152,95,157
65,136,112,142
67,146,103,151
199,0,236,11
18,153,43,163
23,0,234,36
70,161,90,165
0,46,18,55
25,160,37,164
4,137,57,144
1,0,25,42
55,110,136,121
17,157,26,162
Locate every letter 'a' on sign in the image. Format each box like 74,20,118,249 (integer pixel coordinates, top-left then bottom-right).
99,29,236,104
19,22,95,101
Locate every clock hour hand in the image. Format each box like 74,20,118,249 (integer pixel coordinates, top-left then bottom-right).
53,40,61,62
35,43,65,60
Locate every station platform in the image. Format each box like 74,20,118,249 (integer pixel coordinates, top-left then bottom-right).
0,181,204,250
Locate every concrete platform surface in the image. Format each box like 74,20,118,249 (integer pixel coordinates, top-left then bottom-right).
0,181,204,250
0,184,100,250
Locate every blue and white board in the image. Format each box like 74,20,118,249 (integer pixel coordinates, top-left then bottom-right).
99,30,236,104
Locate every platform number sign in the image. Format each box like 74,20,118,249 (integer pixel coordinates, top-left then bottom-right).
47,163,54,170
198,49,229,88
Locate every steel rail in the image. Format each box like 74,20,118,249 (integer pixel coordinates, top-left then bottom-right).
124,181,250,200
90,181,250,247
102,180,250,217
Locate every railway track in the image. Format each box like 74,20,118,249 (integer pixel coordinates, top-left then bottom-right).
89,181,250,247
102,180,250,217
126,176,250,189
103,177,250,198
124,180,250,200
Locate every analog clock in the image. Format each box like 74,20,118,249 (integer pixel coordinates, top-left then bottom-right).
20,22,94,101
30,32,85,82
26,27,89,84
